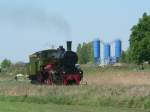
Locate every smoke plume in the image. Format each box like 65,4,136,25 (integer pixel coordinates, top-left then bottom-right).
0,7,72,40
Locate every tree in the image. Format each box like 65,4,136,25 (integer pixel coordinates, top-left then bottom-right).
77,44,82,63
129,12,150,65
86,42,93,62
1,59,12,69
120,51,127,63
77,43,88,64
76,42,93,64
120,50,131,63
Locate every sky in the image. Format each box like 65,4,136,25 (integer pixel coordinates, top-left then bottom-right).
0,0,150,62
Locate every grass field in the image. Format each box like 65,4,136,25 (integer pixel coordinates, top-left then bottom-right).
0,101,144,112
0,64,150,112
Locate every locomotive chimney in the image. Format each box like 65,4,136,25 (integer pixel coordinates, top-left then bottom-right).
67,41,72,51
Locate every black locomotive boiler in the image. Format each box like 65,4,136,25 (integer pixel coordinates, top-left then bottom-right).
27,41,83,85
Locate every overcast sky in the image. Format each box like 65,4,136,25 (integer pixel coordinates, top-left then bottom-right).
0,0,150,62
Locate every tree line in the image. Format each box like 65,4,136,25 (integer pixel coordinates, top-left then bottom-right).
121,13,150,66
77,13,150,66
0,13,150,67
76,42,93,64
0,59,26,74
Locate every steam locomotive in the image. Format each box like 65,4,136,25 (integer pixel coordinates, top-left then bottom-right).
27,41,83,85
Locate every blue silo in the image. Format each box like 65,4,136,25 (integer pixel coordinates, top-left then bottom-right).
115,39,122,58
93,39,100,64
104,43,111,59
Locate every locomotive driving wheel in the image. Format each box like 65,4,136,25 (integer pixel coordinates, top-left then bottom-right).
44,73,53,85
36,70,53,85
37,71,43,84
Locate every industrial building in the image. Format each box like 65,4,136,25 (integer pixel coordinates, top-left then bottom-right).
93,39,122,65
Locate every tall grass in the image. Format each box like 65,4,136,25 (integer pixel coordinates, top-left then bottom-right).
0,84,150,110
0,64,150,110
